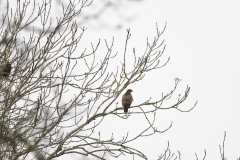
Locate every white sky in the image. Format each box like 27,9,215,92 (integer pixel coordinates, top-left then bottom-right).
4,0,240,159
81,0,240,159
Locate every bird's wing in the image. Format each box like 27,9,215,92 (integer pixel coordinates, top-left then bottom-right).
122,94,127,106
122,94,132,106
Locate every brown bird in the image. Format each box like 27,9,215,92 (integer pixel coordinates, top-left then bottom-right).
2,61,11,77
122,89,133,113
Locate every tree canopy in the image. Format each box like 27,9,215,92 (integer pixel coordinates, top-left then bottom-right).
0,0,196,159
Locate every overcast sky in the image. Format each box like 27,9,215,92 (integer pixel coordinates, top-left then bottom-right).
6,0,238,159
78,0,240,159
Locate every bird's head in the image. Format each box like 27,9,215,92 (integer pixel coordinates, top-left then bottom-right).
126,89,133,93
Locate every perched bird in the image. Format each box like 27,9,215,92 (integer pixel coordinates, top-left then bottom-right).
122,89,133,113
2,61,11,77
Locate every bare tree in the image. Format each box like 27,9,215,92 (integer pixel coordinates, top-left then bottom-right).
0,0,196,159
158,132,240,160
61,0,145,30
219,131,227,160
157,142,181,160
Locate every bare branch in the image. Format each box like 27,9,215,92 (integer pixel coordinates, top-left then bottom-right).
0,1,195,159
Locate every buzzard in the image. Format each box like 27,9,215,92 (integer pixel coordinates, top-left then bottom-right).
122,89,133,113
2,61,11,77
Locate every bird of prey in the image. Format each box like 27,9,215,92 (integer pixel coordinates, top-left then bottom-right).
122,89,133,113
2,61,11,77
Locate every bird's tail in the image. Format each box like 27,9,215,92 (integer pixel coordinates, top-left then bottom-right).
124,106,128,113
